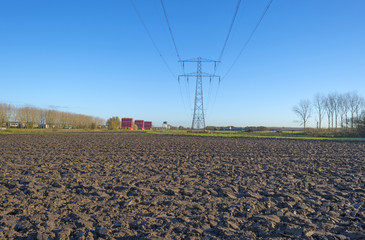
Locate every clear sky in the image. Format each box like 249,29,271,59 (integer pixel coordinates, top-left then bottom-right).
1,0,364,128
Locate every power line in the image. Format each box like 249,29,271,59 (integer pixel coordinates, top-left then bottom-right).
160,0,192,119
218,0,243,62
129,0,176,78
185,77,193,115
207,80,221,119
160,0,182,62
223,0,274,79
208,0,242,117
131,0,191,119
177,77,192,119
160,0,197,121
160,0,190,118
205,0,242,118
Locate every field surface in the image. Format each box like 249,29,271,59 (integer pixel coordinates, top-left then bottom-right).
0,134,364,239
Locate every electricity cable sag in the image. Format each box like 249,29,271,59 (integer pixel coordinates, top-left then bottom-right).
130,0,176,79
217,0,243,63
130,0,191,118
208,0,243,117
160,0,182,62
160,0,193,116
223,0,274,79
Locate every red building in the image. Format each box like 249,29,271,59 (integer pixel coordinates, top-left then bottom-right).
134,120,144,130
144,121,152,130
121,118,133,129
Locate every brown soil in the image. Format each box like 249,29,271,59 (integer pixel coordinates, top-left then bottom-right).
0,134,364,239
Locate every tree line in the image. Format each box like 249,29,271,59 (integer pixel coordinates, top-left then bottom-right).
0,103,104,129
293,91,365,133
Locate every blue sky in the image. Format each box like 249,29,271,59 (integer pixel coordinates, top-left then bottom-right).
1,0,364,127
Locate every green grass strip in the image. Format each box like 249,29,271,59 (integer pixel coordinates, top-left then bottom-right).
1,129,365,141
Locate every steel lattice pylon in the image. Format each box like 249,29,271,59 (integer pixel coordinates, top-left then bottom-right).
179,57,220,130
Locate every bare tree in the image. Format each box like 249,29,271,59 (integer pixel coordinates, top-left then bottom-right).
355,96,364,124
348,92,361,129
0,104,6,126
29,107,42,128
94,117,105,127
327,93,336,129
338,94,349,129
323,96,331,129
1,103,105,129
48,110,59,128
0,104,14,127
16,107,28,127
329,93,340,130
313,94,324,129
293,99,312,129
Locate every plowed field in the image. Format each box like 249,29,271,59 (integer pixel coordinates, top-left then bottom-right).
0,134,364,239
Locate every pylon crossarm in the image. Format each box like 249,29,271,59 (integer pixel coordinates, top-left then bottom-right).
179,57,220,63
179,74,220,78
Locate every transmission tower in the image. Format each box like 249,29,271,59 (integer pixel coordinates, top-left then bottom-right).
179,57,220,130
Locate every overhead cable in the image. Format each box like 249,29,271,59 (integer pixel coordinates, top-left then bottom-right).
223,0,274,79
160,0,182,62
130,0,176,78
208,0,242,116
160,0,191,117
218,0,243,62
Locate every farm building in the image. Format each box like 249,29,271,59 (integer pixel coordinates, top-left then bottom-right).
134,120,144,130
144,121,152,130
162,121,170,130
121,118,133,129
8,122,21,128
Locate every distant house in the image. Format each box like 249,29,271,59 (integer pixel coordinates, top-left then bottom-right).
40,124,49,129
121,118,133,130
8,122,20,128
144,121,153,130
221,127,245,131
121,117,153,130
162,121,170,130
134,120,144,130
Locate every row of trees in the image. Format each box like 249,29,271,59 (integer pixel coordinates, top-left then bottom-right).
293,92,365,130
0,103,104,129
